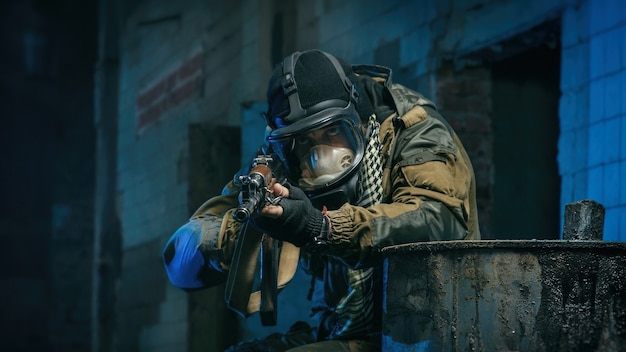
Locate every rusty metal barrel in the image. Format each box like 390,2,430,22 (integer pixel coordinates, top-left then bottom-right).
381,200,626,351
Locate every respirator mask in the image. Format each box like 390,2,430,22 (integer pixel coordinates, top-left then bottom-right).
267,103,364,193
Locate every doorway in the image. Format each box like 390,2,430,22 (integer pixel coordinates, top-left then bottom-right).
491,42,561,239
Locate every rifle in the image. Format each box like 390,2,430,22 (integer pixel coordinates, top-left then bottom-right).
232,155,282,222
232,155,282,326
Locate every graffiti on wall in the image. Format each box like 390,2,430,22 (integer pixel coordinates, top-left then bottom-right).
136,51,204,134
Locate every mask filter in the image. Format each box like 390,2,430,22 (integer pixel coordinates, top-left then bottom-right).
299,145,355,187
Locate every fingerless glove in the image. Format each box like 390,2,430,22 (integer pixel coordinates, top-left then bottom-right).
251,185,326,247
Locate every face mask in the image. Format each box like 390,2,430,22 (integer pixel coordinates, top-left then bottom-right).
298,145,356,187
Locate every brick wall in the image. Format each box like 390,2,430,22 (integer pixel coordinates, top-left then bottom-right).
113,0,262,350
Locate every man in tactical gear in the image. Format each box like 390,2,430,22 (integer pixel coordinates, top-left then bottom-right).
162,49,481,351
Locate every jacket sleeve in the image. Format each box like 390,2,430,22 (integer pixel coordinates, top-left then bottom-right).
162,179,245,289
162,147,286,289
322,104,476,268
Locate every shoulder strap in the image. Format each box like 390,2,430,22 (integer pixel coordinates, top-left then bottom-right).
224,219,300,317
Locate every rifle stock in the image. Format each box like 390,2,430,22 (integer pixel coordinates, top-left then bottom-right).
260,234,278,325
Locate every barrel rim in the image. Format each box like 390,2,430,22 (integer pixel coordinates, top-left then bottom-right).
380,239,626,255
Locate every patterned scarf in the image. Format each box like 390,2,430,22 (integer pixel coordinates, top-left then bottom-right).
356,114,383,208
326,114,383,340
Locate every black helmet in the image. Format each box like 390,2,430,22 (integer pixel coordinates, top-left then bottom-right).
264,50,364,207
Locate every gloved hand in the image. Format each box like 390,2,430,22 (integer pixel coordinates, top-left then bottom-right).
250,183,326,247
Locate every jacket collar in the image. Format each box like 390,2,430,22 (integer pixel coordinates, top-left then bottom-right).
352,64,393,87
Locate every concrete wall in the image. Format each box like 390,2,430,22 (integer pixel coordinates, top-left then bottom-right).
106,0,626,350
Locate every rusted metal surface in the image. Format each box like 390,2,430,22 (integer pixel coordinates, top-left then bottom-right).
381,240,626,351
